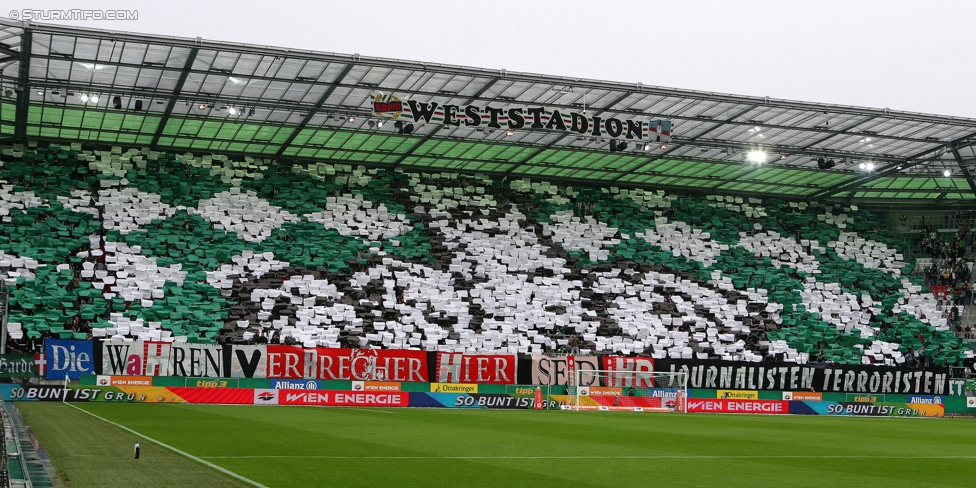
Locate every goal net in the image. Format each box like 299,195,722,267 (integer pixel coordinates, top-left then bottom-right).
569,369,687,412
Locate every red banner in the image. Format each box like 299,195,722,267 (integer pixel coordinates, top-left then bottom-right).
265,345,307,379
166,387,257,405
686,399,788,414
599,356,657,387
435,353,516,384
312,348,428,382
277,390,408,407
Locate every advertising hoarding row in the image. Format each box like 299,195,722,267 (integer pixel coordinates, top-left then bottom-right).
27,340,964,397
0,384,947,416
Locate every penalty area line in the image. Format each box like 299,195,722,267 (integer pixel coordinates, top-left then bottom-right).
198,454,976,460
64,403,269,488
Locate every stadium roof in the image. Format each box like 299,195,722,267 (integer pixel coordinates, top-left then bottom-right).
2,17,976,208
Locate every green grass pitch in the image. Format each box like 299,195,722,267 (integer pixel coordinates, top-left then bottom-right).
16,402,976,487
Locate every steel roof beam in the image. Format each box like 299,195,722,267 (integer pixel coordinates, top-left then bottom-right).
0,41,16,58
502,90,635,176
275,63,354,159
24,53,949,147
13,18,976,129
13,30,30,143
619,105,759,181
805,131,976,200
150,47,198,149
391,77,499,169
18,80,945,164
951,148,976,198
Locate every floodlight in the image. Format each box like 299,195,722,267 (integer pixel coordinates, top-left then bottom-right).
944,170,952,177
81,94,89,102
746,150,767,163
228,107,237,115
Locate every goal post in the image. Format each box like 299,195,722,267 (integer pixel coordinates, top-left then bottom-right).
570,369,687,413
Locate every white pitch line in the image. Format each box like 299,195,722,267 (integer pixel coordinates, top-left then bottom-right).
65,403,269,488
353,408,394,414
199,455,976,460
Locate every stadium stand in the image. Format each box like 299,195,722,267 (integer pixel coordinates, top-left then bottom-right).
2,143,973,369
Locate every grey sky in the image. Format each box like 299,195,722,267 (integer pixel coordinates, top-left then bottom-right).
11,0,976,118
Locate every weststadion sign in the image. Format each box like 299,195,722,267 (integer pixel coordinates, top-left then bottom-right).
372,93,672,142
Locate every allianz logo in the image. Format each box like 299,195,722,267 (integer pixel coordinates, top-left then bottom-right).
272,380,319,390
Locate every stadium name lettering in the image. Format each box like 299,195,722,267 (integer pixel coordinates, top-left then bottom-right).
372,95,672,142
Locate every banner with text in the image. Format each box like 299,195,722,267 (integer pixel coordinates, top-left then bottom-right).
655,359,950,395
0,354,39,378
522,355,600,386
789,401,944,417
45,339,94,380
435,353,515,384
100,341,429,382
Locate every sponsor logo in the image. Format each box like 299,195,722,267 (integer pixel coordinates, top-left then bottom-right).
907,395,943,405
95,375,152,387
254,389,278,405
431,383,478,394
648,388,682,399
271,380,320,390
824,402,942,417
279,391,407,407
967,397,976,408
588,386,622,396
363,382,401,392
717,390,759,400
789,392,822,402
348,381,401,391
847,394,885,403
112,376,152,387
514,387,537,395
687,399,787,414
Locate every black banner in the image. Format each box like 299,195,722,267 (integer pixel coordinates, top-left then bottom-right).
655,359,950,395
